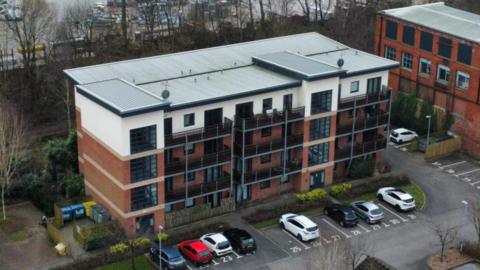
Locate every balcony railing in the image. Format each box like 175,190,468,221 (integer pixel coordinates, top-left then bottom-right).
338,90,390,110
165,172,231,203
235,134,304,157
164,147,231,175
165,118,233,147
235,107,305,130
236,159,302,184
336,112,389,136
334,137,387,160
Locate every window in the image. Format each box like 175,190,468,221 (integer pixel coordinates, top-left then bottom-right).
438,37,452,58
419,58,431,75
130,125,156,154
184,143,195,155
402,26,415,46
204,166,222,182
131,183,157,211
260,154,271,164
420,31,433,52
384,46,396,60
401,52,413,70
165,177,173,192
184,172,195,182
310,171,325,189
184,113,195,127
130,155,157,183
385,20,397,40
308,143,329,166
436,65,450,83
260,180,271,189
456,71,470,90
311,90,332,114
283,94,293,110
458,44,472,65
309,117,330,140
262,98,272,113
350,81,359,93
261,127,272,137
186,198,195,208
367,77,382,95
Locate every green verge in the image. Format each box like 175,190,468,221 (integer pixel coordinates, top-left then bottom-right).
8,229,30,242
252,207,324,230
94,256,154,270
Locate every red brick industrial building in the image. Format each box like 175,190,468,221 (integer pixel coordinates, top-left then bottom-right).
375,3,480,157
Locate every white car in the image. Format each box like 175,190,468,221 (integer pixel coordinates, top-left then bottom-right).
200,233,232,257
377,187,416,211
389,128,418,144
279,213,319,242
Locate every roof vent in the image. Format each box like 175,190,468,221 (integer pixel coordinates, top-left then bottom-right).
161,90,170,100
189,69,192,74
337,58,344,68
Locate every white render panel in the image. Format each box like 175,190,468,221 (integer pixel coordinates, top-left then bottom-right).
339,70,389,100
301,77,340,116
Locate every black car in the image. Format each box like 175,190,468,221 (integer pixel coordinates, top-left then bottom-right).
149,244,187,270
223,228,256,254
324,204,359,227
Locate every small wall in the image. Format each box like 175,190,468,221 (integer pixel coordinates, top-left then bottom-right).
46,220,70,256
424,136,462,160
165,197,236,228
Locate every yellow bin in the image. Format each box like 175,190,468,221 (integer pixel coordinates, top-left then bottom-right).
82,201,97,217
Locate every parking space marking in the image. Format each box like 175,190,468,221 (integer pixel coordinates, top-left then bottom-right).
320,236,332,244
455,168,480,177
281,229,311,250
321,218,351,238
438,160,467,169
357,224,371,233
231,250,243,259
378,204,408,222
470,181,480,186
211,259,219,265
186,264,194,270
392,142,411,149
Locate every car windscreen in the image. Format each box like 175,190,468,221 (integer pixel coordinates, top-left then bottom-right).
306,226,318,232
217,241,230,250
199,250,210,257
345,211,357,220
403,198,414,203
241,238,255,245
170,256,184,263
392,132,398,137
370,209,382,215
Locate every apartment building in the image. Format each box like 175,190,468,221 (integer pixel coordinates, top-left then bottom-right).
375,3,480,157
65,32,398,236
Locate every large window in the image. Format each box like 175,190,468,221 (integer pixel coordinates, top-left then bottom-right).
386,20,397,40
130,155,157,183
310,117,331,141
402,26,415,46
384,46,396,60
184,113,195,127
401,52,413,70
438,37,452,58
419,58,431,76
436,64,450,83
311,90,332,114
456,71,470,90
131,183,158,211
367,77,382,95
458,44,472,65
130,125,156,154
262,98,272,113
308,143,329,166
420,31,433,52
204,166,222,182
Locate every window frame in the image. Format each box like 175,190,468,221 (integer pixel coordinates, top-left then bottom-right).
402,25,415,46
401,51,413,70
350,81,359,93
130,183,158,211
438,37,452,59
384,46,396,60
184,143,195,155
130,155,158,183
436,64,450,84
420,31,433,52
385,20,398,40
130,125,157,154
457,43,472,65
419,58,431,76
456,71,470,90
308,143,330,166
310,90,332,115
261,127,272,137
309,117,331,141
262,98,273,114
184,113,195,127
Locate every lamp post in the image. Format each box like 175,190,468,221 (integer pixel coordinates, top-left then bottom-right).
426,115,432,148
460,200,469,252
158,225,163,270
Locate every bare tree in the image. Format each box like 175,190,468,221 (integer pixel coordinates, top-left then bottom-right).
303,241,346,270
62,0,95,58
137,0,162,39
0,101,25,220
121,0,128,48
427,221,458,262
344,237,372,270
259,0,266,24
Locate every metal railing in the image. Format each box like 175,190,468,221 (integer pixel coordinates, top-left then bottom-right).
336,112,389,136
165,118,233,147
338,90,390,110
235,159,303,184
334,137,387,160
165,172,231,203
164,146,231,175
234,134,303,157
234,107,305,130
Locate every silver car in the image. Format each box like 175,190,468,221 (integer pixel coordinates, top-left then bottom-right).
350,201,384,224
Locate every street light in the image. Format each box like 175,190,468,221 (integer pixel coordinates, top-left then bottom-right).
158,225,163,270
426,115,432,149
460,200,469,252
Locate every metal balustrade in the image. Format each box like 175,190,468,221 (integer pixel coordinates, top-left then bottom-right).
164,146,231,175
234,107,305,130
336,112,389,136
165,172,231,203
165,118,233,147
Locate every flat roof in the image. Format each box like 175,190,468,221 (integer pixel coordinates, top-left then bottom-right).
380,2,480,43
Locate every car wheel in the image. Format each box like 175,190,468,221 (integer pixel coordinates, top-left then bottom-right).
297,234,303,242
395,205,402,212
377,194,383,201
280,222,285,229
398,139,403,144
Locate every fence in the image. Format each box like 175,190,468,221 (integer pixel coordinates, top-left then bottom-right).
46,219,70,256
424,136,462,160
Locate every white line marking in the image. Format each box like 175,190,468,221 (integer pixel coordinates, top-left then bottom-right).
439,160,467,169
321,218,351,238
282,229,311,250
231,250,243,259
470,181,480,186
186,265,193,270
357,224,371,233
321,236,332,243
212,259,219,265
394,142,411,149
378,204,408,222
456,168,480,177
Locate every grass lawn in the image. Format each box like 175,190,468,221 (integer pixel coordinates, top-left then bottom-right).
8,229,30,242
95,256,155,270
252,207,324,230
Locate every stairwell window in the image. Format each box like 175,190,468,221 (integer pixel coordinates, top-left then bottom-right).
311,90,332,114
308,143,329,166
130,125,156,154
131,184,158,211
436,65,450,84
130,155,158,183
310,117,330,141
456,71,470,90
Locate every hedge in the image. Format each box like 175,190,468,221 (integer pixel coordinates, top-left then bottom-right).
464,242,480,260
165,222,232,246
331,174,410,200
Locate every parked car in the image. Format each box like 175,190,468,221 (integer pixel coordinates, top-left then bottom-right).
350,201,384,224
178,240,213,266
377,187,416,211
279,213,319,242
149,244,186,270
324,204,359,227
389,128,418,144
200,233,233,257
223,228,256,254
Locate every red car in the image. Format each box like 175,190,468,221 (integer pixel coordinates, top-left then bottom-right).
178,240,213,266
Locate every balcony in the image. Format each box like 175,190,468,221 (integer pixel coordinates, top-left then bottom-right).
164,147,231,176
336,112,389,136
165,172,231,203
165,118,233,147
334,137,387,161
236,159,302,184
235,134,304,157
338,90,390,110
235,107,305,130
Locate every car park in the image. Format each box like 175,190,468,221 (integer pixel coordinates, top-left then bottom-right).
200,233,233,257
323,204,359,227
377,187,416,211
178,240,213,266
350,201,384,224
149,244,187,270
279,213,320,242
223,228,256,254
389,128,418,144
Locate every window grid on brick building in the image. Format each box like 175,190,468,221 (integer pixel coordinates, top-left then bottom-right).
310,117,331,141
130,155,158,183
456,71,470,90
130,125,156,154
401,52,413,70
419,58,431,76
384,46,396,60
131,183,158,211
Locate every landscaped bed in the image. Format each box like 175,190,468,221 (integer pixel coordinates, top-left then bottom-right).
94,255,154,270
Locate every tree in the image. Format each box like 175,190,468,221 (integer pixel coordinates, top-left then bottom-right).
0,101,26,220
343,237,372,270
136,0,163,40
427,220,458,262
470,201,480,244
62,0,95,58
